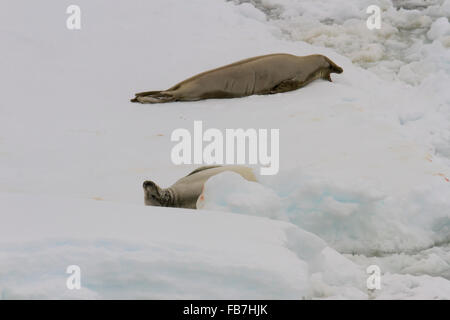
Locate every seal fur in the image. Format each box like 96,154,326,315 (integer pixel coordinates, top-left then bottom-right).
143,165,257,209
131,53,343,103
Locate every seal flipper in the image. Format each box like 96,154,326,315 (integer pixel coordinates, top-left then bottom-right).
131,91,176,103
134,90,164,97
268,78,303,94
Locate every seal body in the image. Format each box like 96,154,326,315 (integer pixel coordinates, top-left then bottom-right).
143,165,257,209
131,53,343,103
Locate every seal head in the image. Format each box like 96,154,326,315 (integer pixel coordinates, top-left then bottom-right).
142,165,257,209
323,55,343,81
143,180,173,206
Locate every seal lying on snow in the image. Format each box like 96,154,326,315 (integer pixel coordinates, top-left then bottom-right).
143,165,257,209
131,53,343,103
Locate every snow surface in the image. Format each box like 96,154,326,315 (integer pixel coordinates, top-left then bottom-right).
0,0,449,299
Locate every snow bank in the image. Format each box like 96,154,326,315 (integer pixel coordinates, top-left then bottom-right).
200,169,450,254
0,193,310,299
1,0,449,299
0,192,363,299
2,192,449,299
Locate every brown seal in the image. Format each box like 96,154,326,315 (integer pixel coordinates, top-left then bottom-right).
143,165,257,209
131,53,343,103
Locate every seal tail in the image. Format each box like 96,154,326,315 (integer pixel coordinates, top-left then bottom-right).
131,90,176,104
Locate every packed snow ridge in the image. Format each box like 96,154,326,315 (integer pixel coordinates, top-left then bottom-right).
0,0,449,299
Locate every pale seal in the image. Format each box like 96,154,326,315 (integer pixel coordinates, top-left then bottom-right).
131,53,343,103
143,165,257,209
